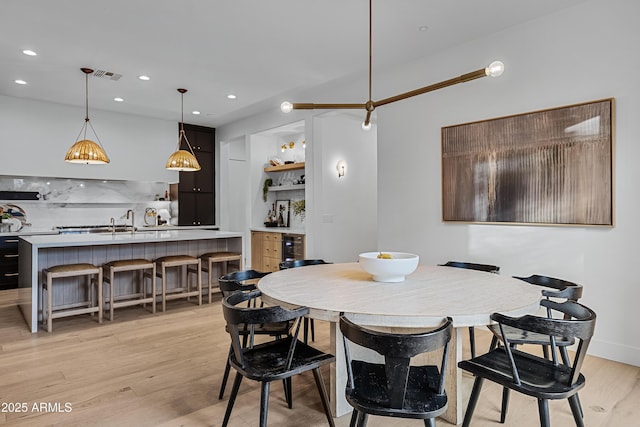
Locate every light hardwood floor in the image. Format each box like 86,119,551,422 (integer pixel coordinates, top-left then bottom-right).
0,289,638,427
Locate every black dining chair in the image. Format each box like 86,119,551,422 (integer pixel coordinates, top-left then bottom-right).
221,290,335,427
487,274,584,423
340,314,453,427
279,259,331,343
217,269,290,400
439,261,500,358
458,299,597,427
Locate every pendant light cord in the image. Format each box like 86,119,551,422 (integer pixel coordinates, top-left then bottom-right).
368,0,372,102
74,69,102,145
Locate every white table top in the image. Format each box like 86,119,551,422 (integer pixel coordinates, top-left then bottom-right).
259,263,541,328
19,229,242,249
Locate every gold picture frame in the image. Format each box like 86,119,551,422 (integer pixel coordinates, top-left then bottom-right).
441,98,614,226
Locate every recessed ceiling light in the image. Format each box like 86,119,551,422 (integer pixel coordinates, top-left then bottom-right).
113,97,124,102
14,79,27,85
138,75,150,81
191,110,201,115
418,25,429,32
227,94,237,99
22,49,37,56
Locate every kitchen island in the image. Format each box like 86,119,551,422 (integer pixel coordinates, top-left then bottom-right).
18,229,242,332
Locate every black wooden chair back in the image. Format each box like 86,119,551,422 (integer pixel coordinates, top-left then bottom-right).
514,274,583,301
221,290,336,427
218,269,270,297
458,299,597,427
279,259,331,269
340,315,453,426
439,261,500,274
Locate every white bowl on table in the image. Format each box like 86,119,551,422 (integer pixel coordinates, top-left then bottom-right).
358,252,419,283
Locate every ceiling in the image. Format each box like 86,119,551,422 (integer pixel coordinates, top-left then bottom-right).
1,0,588,128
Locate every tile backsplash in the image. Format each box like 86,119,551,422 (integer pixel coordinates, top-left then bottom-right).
0,175,176,232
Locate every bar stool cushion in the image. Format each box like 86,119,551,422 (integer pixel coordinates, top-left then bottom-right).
106,259,154,269
156,255,199,266
47,263,100,275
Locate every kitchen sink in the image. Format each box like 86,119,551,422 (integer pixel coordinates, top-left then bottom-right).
55,225,136,234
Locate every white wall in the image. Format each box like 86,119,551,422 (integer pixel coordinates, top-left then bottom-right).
0,95,178,183
374,0,639,366
217,0,639,366
307,113,378,262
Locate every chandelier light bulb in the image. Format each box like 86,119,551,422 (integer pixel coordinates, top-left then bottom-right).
280,101,293,113
485,61,505,77
362,121,372,131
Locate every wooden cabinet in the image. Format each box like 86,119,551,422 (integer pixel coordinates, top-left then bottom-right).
0,236,19,290
251,231,282,272
178,123,215,226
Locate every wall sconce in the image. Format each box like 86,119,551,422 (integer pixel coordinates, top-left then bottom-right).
281,141,295,152
336,160,347,177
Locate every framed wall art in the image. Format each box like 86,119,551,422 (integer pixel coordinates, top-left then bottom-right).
441,98,614,226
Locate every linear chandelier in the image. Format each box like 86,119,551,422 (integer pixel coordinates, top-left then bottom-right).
280,0,504,129
65,67,110,164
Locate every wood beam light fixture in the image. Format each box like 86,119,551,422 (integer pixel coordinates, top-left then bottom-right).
280,0,504,129
65,68,110,164
165,88,201,172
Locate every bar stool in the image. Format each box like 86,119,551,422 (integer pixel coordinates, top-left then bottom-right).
103,259,156,321
154,255,202,312
199,251,242,303
42,263,103,333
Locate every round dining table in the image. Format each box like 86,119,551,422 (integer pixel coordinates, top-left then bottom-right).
258,262,541,424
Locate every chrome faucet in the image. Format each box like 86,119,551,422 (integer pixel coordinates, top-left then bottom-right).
110,217,116,236
126,209,135,234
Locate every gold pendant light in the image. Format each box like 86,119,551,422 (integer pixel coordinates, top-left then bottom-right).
281,0,504,128
166,88,201,171
65,68,110,164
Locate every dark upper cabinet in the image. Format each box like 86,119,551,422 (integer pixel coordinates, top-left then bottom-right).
178,123,215,225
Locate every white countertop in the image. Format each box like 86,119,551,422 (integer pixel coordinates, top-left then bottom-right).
20,229,242,248
0,224,219,238
250,227,305,234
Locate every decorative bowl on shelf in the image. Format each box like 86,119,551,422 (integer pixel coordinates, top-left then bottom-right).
358,252,419,283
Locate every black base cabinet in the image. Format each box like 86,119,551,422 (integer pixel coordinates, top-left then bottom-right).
0,236,19,290
178,123,215,226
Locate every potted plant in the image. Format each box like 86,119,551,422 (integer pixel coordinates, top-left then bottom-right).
292,199,305,221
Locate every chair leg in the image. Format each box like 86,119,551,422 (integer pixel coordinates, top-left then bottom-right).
569,394,585,427
349,410,358,427
222,372,243,427
311,318,315,341
218,348,232,400
303,318,309,344
312,368,335,427
537,399,550,427
356,411,368,427
500,387,510,423
489,334,499,351
462,376,485,427
542,344,550,359
282,377,292,408
259,381,271,427
469,326,476,358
